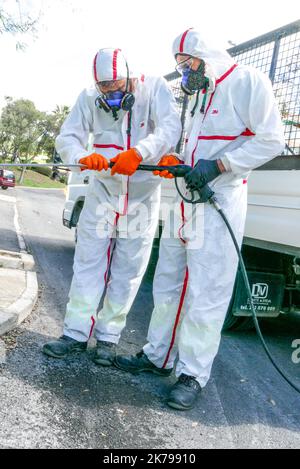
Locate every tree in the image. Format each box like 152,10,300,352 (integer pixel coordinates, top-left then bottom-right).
0,97,47,183
0,98,70,183
41,105,70,160
0,1,38,50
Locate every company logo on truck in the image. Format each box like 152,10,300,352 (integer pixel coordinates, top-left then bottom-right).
252,283,269,299
233,272,284,318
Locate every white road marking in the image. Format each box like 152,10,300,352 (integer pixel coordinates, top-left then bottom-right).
0,194,16,203
13,203,27,252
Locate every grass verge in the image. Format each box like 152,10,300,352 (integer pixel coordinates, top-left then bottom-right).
13,168,66,189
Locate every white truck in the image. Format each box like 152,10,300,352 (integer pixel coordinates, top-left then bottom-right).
62,20,300,330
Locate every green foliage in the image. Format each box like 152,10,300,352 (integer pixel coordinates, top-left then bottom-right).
0,3,38,50
0,97,70,183
0,5,37,34
41,105,71,160
0,97,70,163
0,97,45,163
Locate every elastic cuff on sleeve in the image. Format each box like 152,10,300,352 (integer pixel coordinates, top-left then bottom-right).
220,155,232,172
72,152,90,172
135,144,150,160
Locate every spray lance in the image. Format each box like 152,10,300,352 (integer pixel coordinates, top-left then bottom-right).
0,162,213,203
1,160,299,394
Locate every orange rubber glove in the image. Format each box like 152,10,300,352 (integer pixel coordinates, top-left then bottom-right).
79,153,109,172
153,154,180,179
110,148,142,176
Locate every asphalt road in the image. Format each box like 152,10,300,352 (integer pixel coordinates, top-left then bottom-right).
0,187,299,449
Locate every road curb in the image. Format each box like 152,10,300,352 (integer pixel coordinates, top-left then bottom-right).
0,252,38,336
6,271,38,324
0,250,35,271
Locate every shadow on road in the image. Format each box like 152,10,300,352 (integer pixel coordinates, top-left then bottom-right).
0,227,20,252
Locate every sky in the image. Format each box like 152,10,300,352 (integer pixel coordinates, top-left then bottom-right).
0,0,299,113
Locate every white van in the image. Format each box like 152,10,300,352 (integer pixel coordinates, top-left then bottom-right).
63,171,91,231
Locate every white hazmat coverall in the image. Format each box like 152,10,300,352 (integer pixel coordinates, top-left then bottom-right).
143,30,285,387
56,48,181,343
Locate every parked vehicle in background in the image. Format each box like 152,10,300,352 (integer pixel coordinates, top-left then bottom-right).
62,170,91,232
62,20,300,330
0,169,15,190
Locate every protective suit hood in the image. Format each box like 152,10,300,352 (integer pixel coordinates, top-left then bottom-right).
93,48,135,83
172,29,235,78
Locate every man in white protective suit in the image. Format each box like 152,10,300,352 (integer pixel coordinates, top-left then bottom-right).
115,29,285,410
42,48,181,364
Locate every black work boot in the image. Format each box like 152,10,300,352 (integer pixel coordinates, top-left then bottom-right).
42,335,87,359
167,374,201,410
93,341,117,366
115,350,172,377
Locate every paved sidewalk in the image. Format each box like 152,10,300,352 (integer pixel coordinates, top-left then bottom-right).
0,250,38,336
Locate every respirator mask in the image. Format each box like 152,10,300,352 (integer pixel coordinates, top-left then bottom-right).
95,61,135,120
176,56,208,95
